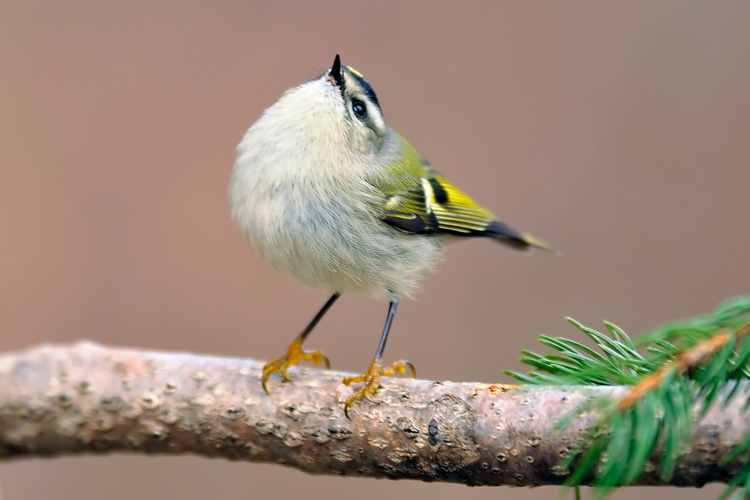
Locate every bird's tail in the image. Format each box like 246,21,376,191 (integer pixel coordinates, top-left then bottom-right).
486,220,557,253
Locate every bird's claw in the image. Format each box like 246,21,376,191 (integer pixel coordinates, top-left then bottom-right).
262,339,330,394
342,358,416,419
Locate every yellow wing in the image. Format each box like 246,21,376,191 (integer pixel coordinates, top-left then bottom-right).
382,165,553,251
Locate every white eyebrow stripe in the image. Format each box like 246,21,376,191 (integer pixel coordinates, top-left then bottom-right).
370,105,385,130
357,93,385,131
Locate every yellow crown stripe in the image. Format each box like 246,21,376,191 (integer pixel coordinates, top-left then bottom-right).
346,66,366,79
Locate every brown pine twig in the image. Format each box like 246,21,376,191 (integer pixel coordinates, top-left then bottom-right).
618,324,750,410
0,342,747,487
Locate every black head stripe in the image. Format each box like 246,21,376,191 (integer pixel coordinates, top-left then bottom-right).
344,66,381,111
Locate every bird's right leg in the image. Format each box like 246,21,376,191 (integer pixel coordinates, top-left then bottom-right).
343,298,416,419
262,293,340,394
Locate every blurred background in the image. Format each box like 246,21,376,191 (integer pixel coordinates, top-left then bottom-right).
1,1,749,498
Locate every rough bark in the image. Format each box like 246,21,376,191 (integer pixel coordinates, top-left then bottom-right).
0,342,746,487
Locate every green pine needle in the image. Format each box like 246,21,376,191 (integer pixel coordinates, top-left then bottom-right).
505,296,750,498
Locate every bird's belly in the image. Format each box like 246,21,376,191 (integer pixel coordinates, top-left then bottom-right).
249,199,443,298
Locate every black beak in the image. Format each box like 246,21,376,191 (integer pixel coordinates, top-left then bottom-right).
329,54,342,87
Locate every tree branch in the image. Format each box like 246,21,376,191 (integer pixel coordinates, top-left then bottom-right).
0,342,745,487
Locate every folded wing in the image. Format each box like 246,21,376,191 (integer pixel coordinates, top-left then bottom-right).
381,163,552,252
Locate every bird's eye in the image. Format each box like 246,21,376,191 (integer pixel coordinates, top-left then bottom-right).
352,99,367,119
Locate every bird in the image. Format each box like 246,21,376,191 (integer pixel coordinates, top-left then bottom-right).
229,54,553,418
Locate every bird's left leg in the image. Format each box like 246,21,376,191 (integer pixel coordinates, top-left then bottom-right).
262,293,339,393
343,298,416,418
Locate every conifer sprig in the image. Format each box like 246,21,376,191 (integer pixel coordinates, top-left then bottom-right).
506,297,750,498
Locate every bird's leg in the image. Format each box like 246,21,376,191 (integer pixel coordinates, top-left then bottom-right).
343,299,416,418
262,293,339,394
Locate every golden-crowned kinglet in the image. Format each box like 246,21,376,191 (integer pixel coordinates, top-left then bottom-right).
229,55,553,417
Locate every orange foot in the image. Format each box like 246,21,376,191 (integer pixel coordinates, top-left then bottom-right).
262,339,330,394
342,357,416,419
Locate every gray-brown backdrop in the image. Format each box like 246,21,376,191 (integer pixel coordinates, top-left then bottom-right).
1,1,748,498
